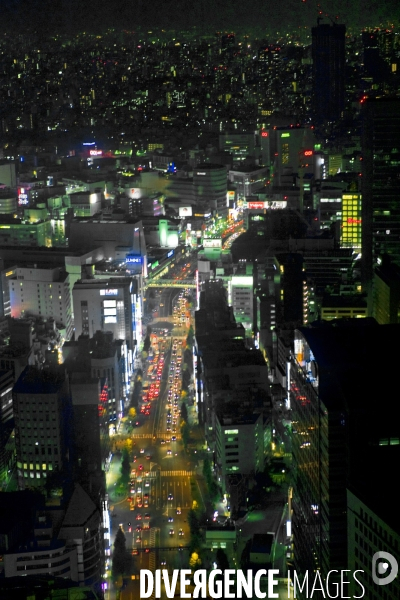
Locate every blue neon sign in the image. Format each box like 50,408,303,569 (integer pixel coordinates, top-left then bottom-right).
126,255,142,264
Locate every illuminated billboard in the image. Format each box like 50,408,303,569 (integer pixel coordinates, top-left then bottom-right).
244,200,287,209
232,276,253,286
18,187,29,206
126,255,142,265
126,254,143,274
100,289,118,296
179,206,193,217
227,190,235,207
203,238,222,248
247,201,265,210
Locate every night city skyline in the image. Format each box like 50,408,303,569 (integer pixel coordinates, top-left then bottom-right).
2,0,400,34
0,2,399,600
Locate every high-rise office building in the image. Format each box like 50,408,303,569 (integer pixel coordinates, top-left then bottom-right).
290,322,400,583
372,262,400,324
361,98,400,291
311,23,346,126
13,366,71,490
347,450,400,599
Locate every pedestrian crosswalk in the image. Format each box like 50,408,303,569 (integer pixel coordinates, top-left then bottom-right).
160,470,194,477
149,527,157,597
130,433,182,439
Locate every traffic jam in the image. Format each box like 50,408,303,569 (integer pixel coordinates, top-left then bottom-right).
128,293,188,557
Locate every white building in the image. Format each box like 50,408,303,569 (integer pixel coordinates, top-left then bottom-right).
68,217,146,260
215,412,264,481
229,274,254,334
72,277,139,369
9,265,72,340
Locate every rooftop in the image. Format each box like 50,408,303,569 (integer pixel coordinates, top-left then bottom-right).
62,483,98,528
13,366,66,395
300,322,400,419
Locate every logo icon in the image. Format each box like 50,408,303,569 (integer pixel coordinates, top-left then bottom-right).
372,551,398,586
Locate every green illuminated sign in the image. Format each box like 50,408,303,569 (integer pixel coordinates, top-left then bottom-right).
281,133,290,138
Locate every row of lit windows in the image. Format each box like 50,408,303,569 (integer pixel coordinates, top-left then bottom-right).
21,471,51,478
17,461,57,470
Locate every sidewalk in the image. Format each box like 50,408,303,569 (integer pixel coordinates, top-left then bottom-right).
106,453,128,507
187,403,198,427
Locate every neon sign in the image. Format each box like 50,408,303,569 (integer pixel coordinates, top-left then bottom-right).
90,149,103,156
261,131,268,137
247,201,265,210
304,150,313,156
18,194,29,205
126,256,142,264
18,187,29,205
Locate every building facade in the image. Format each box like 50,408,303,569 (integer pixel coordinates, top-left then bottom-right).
72,277,137,368
12,366,71,490
290,323,400,586
194,163,227,217
9,265,72,340
215,413,264,481
361,98,400,289
312,23,346,125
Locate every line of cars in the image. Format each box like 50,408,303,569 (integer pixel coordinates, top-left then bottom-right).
138,343,167,423
165,337,183,444
173,291,190,327
129,464,153,555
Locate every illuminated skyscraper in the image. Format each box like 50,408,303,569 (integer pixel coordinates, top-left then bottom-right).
361,98,400,292
312,23,346,126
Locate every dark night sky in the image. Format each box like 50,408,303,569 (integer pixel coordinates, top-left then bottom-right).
2,0,400,34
